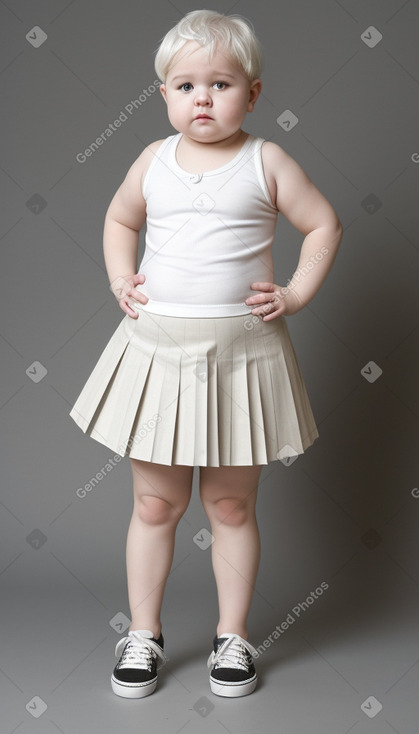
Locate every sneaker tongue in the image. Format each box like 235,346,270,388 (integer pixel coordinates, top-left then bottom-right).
131,629,154,638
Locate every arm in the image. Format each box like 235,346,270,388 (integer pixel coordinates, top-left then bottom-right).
103,140,164,316
246,142,343,319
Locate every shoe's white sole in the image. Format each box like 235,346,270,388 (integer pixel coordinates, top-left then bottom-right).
209,674,257,697
111,674,157,698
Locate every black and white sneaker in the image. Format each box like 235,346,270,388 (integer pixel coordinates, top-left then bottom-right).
207,632,258,697
111,629,168,698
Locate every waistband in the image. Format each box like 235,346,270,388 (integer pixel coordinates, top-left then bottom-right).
133,299,254,318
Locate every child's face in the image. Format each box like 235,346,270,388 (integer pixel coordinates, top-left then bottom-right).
159,41,261,144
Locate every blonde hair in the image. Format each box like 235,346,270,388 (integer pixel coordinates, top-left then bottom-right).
154,9,263,83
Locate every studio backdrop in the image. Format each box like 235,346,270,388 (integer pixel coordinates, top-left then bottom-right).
1,0,418,731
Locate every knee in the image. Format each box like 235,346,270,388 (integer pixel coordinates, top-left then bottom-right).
209,497,253,527
136,495,180,526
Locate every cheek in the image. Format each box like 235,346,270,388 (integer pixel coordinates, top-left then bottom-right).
167,96,187,115
223,99,248,121
224,92,248,114
165,101,182,122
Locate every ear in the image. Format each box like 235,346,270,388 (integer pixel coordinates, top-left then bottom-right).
247,79,262,112
160,84,167,104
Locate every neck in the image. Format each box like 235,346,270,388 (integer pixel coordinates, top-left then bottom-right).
180,129,247,151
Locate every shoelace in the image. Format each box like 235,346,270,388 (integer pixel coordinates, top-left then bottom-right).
207,634,258,671
115,631,168,671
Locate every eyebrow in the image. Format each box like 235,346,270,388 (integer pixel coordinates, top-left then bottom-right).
170,72,237,82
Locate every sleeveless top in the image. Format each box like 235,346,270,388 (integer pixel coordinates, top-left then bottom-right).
136,132,279,317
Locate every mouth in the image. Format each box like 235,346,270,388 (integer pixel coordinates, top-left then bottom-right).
194,114,213,120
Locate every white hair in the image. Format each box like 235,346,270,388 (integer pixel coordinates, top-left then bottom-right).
154,9,263,83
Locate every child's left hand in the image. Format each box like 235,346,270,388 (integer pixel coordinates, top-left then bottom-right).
245,282,302,320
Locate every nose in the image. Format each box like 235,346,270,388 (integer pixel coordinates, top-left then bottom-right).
194,86,212,106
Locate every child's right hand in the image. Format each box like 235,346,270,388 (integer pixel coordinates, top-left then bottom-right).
110,273,149,318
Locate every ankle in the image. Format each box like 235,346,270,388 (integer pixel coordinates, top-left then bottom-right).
216,627,248,640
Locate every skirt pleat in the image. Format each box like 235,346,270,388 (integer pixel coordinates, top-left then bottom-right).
192,325,211,466
206,343,220,466
230,322,254,465
172,339,195,465
245,342,269,464
86,319,157,455
149,343,182,464
68,316,136,434
69,306,319,466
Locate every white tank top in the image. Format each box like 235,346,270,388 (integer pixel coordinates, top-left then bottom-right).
136,132,279,317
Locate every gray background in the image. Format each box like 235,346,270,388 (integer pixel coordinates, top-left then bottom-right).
1,0,418,731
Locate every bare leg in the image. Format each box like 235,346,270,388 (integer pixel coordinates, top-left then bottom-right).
126,458,193,638
199,465,263,640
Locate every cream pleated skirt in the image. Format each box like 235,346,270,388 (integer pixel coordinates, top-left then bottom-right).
69,305,319,467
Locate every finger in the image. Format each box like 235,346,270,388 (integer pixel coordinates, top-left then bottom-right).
261,309,281,321
262,304,286,320
250,282,275,291
123,300,139,316
251,296,281,312
255,299,285,318
122,294,142,312
121,304,138,319
132,295,149,305
247,293,275,306
128,288,149,305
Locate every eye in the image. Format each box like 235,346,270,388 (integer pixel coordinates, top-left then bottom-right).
214,82,227,90
179,82,193,92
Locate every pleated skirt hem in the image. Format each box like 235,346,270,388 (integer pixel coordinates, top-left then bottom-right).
69,307,319,467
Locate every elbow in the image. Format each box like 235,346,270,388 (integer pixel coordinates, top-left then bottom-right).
335,219,344,248
318,217,343,262
328,216,343,246
316,211,343,241
326,211,343,237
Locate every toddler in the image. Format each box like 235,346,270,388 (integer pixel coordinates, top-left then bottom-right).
69,8,342,699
